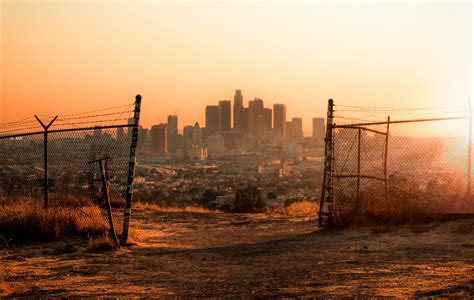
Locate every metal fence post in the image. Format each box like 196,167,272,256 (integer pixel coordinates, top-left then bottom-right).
34,115,57,209
468,101,472,210
356,128,361,210
121,95,142,244
384,116,390,198
319,99,334,229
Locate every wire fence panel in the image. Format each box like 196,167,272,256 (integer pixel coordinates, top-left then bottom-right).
328,102,473,226
0,100,140,239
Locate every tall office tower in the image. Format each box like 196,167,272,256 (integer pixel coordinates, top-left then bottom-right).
218,100,231,132
291,117,303,138
273,104,287,137
255,113,266,137
241,108,249,133
248,98,264,136
205,105,219,136
192,122,201,146
312,118,325,139
286,121,293,138
137,126,148,152
150,124,167,154
263,108,272,131
233,90,244,130
183,125,193,141
167,115,178,146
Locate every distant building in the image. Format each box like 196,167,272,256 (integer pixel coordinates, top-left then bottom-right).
291,118,303,138
192,122,201,146
207,133,226,153
264,108,272,132
233,90,245,131
150,124,167,154
116,127,126,140
183,125,193,141
287,118,303,138
167,115,178,147
176,146,208,161
312,118,325,139
256,113,266,137
205,105,219,136
273,104,286,137
137,126,148,152
218,100,231,132
248,98,264,136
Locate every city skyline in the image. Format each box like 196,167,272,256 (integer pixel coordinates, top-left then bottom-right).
142,89,324,138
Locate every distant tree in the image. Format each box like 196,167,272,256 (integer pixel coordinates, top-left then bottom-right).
200,189,217,209
267,191,278,201
234,185,266,213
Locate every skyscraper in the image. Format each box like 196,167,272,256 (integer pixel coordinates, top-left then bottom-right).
273,104,286,137
167,115,178,146
290,118,303,138
183,125,193,141
150,124,167,154
205,105,219,136
192,122,201,146
218,100,231,132
264,108,272,132
312,118,325,139
233,90,244,130
248,98,264,136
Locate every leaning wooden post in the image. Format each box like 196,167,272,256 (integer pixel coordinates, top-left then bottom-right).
318,99,334,229
34,115,58,209
121,95,142,244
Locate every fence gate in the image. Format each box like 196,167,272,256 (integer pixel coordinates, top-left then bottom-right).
319,99,474,227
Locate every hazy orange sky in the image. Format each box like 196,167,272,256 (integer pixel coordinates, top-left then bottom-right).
1,1,472,132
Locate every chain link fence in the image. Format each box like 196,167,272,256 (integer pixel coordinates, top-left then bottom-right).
320,100,473,227
0,97,141,241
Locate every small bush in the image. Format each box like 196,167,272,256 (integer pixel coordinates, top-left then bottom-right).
87,235,118,252
284,200,319,216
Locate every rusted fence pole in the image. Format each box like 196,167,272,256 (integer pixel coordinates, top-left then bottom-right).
356,128,361,203
468,101,472,210
121,95,142,244
318,99,334,229
34,115,58,209
384,116,390,198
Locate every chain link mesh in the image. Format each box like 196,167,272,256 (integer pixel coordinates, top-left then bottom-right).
332,115,472,226
0,104,136,237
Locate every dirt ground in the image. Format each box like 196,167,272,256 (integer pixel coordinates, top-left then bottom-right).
1,208,473,298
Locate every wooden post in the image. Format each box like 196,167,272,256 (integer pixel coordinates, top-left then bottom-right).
384,116,390,198
88,156,120,248
98,160,120,249
318,99,334,228
121,95,142,244
34,115,58,209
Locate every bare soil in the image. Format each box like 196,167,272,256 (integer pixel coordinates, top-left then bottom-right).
1,209,473,298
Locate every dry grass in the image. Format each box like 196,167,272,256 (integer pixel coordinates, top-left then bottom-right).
135,202,213,214
0,282,11,297
87,235,118,252
0,199,107,243
283,201,319,216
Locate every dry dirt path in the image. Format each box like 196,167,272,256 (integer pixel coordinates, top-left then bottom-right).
1,209,473,298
